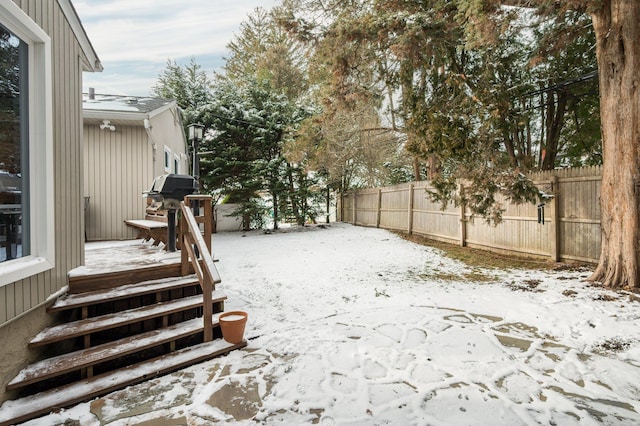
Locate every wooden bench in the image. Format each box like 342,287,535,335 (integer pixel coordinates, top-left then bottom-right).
124,219,169,246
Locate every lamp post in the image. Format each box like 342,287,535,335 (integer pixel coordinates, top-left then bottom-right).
187,124,204,244
187,123,204,192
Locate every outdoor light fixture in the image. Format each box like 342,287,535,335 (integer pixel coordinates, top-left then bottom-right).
187,123,204,193
188,123,204,141
100,119,115,131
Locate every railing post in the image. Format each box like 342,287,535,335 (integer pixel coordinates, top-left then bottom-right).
202,197,212,253
202,278,213,342
180,206,189,276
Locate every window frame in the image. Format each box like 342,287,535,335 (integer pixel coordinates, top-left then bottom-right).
0,2,54,287
173,154,180,174
163,146,171,173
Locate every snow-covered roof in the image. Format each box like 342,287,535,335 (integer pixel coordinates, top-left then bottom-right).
83,93,177,121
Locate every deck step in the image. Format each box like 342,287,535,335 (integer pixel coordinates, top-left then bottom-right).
30,290,227,347
8,315,223,390
67,262,196,294
0,339,247,426
49,276,201,313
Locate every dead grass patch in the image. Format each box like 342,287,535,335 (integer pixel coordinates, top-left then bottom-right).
397,232,555,270
592,293,619,302
416,270,496,283
593,337,632,355
508,279,545,293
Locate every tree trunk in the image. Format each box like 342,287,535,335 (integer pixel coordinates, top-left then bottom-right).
272,191,279,230
541,89,568,170
413,157,422,181
286,167,302,224
589,0,640,288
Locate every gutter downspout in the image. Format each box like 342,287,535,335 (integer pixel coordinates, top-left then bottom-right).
143,117,157,164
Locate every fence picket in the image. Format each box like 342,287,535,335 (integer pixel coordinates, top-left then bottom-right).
338,168,601,263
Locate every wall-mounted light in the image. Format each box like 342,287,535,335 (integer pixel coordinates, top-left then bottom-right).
100,119,115,131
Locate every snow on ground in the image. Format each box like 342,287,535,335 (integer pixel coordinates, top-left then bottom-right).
24,223,640,425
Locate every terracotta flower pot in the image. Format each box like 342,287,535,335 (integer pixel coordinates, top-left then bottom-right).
219,311,248,344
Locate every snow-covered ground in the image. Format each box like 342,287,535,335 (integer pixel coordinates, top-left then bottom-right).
24,223,640,425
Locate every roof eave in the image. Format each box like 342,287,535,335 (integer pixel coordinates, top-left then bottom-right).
83,110,147,122
58,0,103,72
147,100,178,119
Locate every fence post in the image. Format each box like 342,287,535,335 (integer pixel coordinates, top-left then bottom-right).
407,184,415,234
376,189,382,228
549,176,560,262
352,191,357,225
459,184,467,247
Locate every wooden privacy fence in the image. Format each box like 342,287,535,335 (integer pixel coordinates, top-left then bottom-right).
338,166,602,263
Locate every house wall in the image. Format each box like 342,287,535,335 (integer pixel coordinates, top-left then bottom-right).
0,0,88,402
84,124,154,241
83,105,188,241
150,106,188,177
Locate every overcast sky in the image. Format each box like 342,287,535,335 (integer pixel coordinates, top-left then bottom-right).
75,0,279,96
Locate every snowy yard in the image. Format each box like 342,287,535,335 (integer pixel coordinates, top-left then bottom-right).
27,223,640,425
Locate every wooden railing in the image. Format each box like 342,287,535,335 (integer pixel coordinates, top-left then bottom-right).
179,195,219,342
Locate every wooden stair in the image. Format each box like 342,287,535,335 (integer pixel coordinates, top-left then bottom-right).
0,271,246,426
0,339,245,426
29,290,227,347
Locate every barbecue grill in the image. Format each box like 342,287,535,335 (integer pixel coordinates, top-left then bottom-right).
147,174,197,209
146,174,197,251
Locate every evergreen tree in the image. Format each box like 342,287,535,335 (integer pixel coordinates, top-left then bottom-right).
196,77,310,230
218,6,321,227
152,58,212,122
282,0,600,222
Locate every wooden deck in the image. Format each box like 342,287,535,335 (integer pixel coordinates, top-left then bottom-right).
0,197,231,425
69,239,201,293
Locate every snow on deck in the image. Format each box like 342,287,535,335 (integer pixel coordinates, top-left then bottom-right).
69,239,181,277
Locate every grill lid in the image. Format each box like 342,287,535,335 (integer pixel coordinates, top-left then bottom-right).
146,174,196,207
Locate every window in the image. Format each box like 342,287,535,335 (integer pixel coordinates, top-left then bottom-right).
0,25,28,264
164,146,171,172
0,2,54,286
174,154,180,174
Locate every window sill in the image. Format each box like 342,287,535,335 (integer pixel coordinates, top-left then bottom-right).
0,256,54,287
